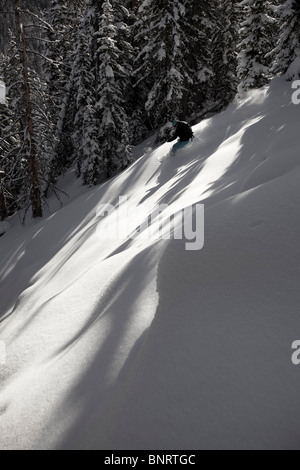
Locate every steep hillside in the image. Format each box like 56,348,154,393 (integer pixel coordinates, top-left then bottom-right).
0,78,299,450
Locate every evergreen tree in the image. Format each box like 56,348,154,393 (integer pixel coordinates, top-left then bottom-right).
0,4,59,219
0,47,22,218
271,0,300,80
119,0,149,144
130,0,155,137
95,0,133,180
237,0,274,93
72,9,101,184
135,0,204,131
45,0,85,179
211,0,239,108
184,0,215,119
74,0,133,185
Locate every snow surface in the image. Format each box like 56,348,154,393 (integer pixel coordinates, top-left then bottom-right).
0,222,10,236
0,78,300,450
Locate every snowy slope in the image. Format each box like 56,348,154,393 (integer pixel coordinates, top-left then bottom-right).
0,78,300,450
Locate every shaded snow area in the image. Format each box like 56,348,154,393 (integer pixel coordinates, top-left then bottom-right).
0,78,300,450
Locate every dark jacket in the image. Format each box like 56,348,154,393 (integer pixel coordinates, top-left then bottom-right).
169,121,193,142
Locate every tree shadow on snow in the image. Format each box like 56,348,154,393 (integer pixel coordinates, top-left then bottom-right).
32,245,160,450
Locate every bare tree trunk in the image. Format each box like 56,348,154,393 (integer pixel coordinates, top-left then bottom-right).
16,0,42,218
0,173,7,221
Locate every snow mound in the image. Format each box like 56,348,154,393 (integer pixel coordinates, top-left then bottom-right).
0,222,10,236
0,78,300,450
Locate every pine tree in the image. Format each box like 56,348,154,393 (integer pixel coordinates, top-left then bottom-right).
211,0,239,108
184,0,215,119
271,0,300,80
0,3,60,219
118,0,148,144
74,0,133,185
45,0,85,179
95,0,133,179
135,0,203,132
237,0,274,94
0,60,14,219
0,37,24,216
130,0,155,137
72,9,101,184
17,0,43,218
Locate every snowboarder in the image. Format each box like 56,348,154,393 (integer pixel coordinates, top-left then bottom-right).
168,120,194,156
